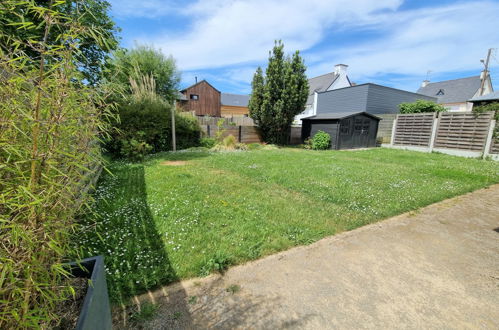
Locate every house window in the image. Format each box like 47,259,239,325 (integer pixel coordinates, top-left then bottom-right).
190,94,199,100
436,89,444,95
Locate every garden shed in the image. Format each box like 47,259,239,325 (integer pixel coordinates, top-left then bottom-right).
301,111,381,149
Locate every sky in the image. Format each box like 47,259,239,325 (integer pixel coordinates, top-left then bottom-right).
108,0,499,95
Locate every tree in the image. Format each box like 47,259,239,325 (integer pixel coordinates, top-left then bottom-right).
399,100,446,114
105,45,181,103
249,41,309,144
0,0,119,85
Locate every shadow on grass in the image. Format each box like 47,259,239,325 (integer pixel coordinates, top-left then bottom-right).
77,163,193,327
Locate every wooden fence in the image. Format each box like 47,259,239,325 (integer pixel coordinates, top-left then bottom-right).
393,113,436,147
434,112,494,151
390,111,497,159
200,124,304,145
289,126,302,144
201,125,262,143
196,115,255,126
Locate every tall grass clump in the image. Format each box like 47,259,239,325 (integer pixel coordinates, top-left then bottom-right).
0,1,115,327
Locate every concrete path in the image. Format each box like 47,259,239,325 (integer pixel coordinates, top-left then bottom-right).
125,185,499,329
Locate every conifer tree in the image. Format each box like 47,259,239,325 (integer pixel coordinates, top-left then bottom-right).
249,41,308,144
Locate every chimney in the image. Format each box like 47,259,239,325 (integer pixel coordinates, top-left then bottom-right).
334,64,348,76
421,80,430,88
195,76,198,84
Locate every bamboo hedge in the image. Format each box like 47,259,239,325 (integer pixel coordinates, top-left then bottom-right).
0,1,115,327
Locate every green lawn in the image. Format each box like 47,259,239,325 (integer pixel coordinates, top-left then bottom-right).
75,148,499,303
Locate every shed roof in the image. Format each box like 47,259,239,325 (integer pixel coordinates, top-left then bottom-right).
417,76,481,103
306,72,339,105
221,93,249,106
468,90,499,102
302,111,381,121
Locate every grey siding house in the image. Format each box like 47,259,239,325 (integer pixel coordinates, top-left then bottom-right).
315,83,436,115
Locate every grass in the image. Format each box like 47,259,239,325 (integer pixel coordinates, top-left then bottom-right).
75,148,499,304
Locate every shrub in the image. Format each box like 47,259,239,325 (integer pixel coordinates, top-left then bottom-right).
120,137,153,161
175,113,202,149
0,2,115,327
222,134,237,148
106,98,201,159
311,131,331,150
200,137,217,148
399,100,446,114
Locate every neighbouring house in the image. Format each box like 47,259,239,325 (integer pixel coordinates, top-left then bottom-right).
301,111,380,149
221,93,250,117
311,83,436,116
177,80,250,117
469,90,499,105
177,80,221,116
417,74,493,112
294,64,352,124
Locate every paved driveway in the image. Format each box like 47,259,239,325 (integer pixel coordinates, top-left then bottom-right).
124,185,499,329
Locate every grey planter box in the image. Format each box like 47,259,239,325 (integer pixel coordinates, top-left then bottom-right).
66,256,112,330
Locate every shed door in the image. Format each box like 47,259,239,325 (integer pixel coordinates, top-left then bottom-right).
352,117,370,148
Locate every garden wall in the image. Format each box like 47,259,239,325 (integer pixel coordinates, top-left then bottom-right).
387,111,498,159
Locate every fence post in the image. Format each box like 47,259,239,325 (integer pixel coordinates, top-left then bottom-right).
428,113,439,153
207,125,210,137
390,115,398,146
238,126,242,142
483,119,496,159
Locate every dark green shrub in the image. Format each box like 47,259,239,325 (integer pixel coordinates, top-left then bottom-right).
119,135,153,161
106,98,201,159
311,131,331,150
200,137,217,148
175,114,202,149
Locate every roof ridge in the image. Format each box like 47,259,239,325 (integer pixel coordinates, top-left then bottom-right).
425,75,480,85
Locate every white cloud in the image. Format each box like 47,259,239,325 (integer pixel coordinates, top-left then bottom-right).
120,0,499,92
148,0,403,70
326,2,499,81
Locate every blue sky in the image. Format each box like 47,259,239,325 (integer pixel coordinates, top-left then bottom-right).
108,0,499,94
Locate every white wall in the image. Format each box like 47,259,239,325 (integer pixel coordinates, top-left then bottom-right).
443,102,473,112
328,73,350,91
